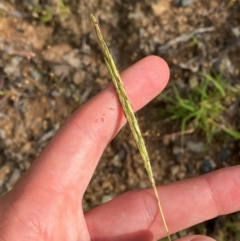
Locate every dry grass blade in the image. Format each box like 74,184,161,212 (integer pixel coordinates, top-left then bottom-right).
85,4,171,241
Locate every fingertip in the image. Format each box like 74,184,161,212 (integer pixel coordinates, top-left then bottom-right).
120,55,170,110
136,55,170,91
145,55,170,86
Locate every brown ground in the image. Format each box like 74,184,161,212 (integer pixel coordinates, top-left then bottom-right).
0,0,240,240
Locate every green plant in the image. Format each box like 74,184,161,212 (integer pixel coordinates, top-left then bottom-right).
158,72,240,143
32,1,68,24
59,0,69,19
41,8,53,23
225,220,240,239
0,91,7,96
190,35,201,47
216,217,240,241
32,4,53,23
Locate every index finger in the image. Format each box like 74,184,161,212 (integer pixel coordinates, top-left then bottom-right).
12,56,170,199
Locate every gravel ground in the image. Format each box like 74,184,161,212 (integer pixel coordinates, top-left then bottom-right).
0,0,240,240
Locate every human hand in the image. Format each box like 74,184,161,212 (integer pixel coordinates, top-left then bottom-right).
0,56,239,241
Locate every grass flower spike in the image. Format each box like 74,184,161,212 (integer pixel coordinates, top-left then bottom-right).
85,6,171,241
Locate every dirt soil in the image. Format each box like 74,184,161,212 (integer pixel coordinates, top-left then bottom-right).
0,0,240,240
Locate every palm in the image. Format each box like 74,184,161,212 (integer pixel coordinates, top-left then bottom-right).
0,57,239,241
1,188,87,240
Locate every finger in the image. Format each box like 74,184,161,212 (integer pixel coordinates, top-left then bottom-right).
176,235,216,241
85,166,240,241
11,56,169,198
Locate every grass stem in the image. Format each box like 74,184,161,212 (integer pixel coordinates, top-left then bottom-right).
84,5,171,241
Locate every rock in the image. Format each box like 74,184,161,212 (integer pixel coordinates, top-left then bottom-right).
152,0,171,16
201,156,217,173
112,154,122,168
186,163,195,174
73,70,86,86
170,165,180,176
174,0,194,7
101,195,113,204
51,90,62,98
42,44,72,63
173,146,184,155
52,64,71,78
0,164,11,187
80,87,93,103
21,142,32,154
136,167,145,179
187,141,204,153
38,127,59,144
0,113,7,119
212,56,235,76
98,63,108,78
7,168,21,189
101,180,113,192
118,149,126,161
218,148,231,162
177,172,186,179
81,55,91,67
0,128,6,139
4,138,12,146
172,146,185,162
4,56,22,79
119,184,126,192
63,49,81,69
139,181,148,189
24,161,31,170
15,153,23,162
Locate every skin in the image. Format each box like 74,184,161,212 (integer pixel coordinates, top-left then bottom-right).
0,56,239,241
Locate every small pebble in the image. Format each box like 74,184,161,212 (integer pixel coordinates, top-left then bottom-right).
186,163,195,174
102,180,113,192
218,148,231,163
174,0,194,7
177,172,186,179
73,70,85,86
51,90,62,97
101,195,113,204
21,142,32,154
136,167,145,179
4,138,12,146
0,128,6,139
118,149,126,161
63,50,81,69
99,63,108,77
7,169,21,189
187,141,204,153
170,165,180,176
173,146,185,155
0,164,11,187
53,64,70,77
201,156,217,173
0,113,7,119
139,181,148,189
173,146,184,162
112,155,122,168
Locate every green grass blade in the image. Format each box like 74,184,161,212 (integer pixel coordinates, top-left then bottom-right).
223,128,240,139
